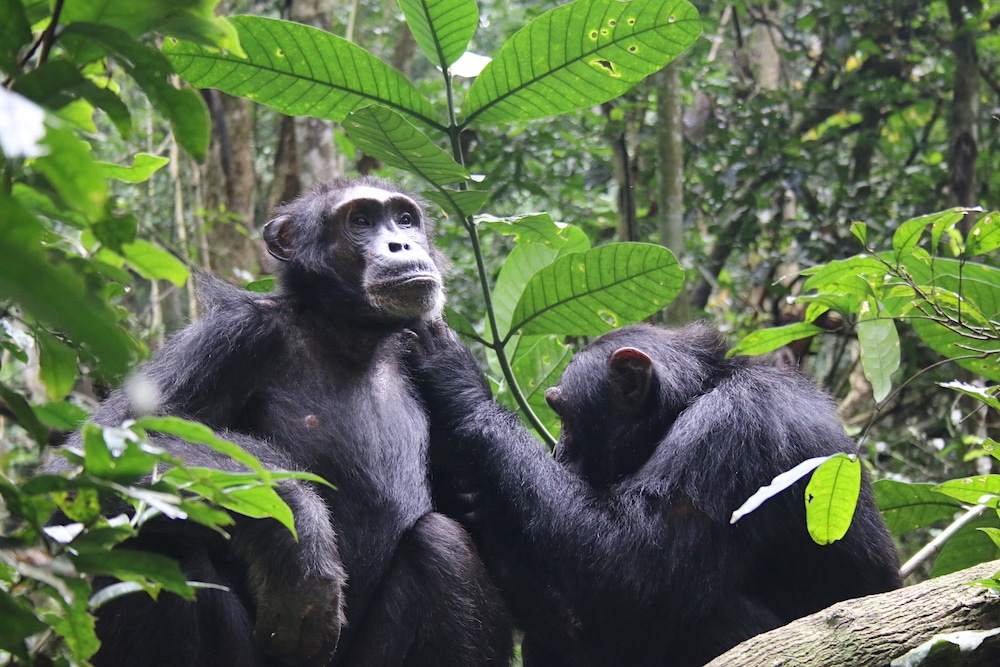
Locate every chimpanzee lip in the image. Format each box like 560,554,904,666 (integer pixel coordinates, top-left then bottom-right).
374,272,440,290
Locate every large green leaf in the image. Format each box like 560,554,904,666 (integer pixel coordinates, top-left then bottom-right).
163,16,440,130
398,0,479,69
873,480,963,536
463,0,701,125
343,105,468,187
509,243,682,337
728,322,825,357
856,306,900,404
483,214,590,337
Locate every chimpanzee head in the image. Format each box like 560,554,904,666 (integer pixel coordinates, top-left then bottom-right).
544,323,730,489
264,177,445,324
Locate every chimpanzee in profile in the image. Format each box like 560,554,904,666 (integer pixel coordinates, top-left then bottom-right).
47,177,511,667
408,321,901,667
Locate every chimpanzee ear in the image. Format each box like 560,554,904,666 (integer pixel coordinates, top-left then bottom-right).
608,347,654,415
263,215,293,262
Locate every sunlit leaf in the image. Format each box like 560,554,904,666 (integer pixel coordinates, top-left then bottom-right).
966,211,1000,257
509,243,682,337
464,0,701,125
343,105,468,186
121,240,189,287
934,476,1000,507
98,153,170,183
728,322,825,357
398,0,480,69
164,16,439,130
805,454,861,545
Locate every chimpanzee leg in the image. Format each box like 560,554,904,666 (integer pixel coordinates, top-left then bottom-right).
92,532,273,667
342,512,512,667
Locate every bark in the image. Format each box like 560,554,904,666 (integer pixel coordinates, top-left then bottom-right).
707,559,1000,667
655,62,688,324
202,89,260,280
947,0,981,216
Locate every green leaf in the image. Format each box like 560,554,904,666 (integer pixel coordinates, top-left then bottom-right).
121,239,189,287
11,60,132,137
60,0,241,53
81,422,159,483
873,480,963,536
934,475,1000,507
0,192,138,377
164,16,439,129
31,126,108,220
930,512,1000,577
901,257,1000,381
856,306,899,403
423,188,490,218
484,214,590,337
849,221,867,246
43,578,100,661
36,329,79,401
0,0,32,76
64,23,210,160
728,322,825,357
496,334,572,436
343,105,468,186
98,153,170,183
135,415,267,475
804,454,861,545
966,211,1000,257
0,590,46,660
0,380,50,446
939,381,1000,414
72,549,194,599
892,208,967,261
509,243,683,337
463,0,701,125
398,0,480,69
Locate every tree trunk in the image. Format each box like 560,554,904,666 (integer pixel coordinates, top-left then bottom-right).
947,0,981,218
655,62,688,324
707,559,1000,667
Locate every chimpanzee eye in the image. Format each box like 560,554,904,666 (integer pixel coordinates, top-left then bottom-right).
398,212,414,228
351,214,370,227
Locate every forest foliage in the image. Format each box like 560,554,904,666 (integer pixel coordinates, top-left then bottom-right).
0,0,999,664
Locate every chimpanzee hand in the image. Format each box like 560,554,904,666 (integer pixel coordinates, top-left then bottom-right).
404,319,494,424
234,482,347,666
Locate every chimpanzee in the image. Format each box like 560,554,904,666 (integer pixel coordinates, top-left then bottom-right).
408,321,901,667
47,177,511,667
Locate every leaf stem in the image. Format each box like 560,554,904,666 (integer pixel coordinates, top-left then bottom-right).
441,70,556,448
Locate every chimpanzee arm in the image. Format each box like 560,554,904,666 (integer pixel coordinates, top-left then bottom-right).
411,324,899,653
410,325,740,635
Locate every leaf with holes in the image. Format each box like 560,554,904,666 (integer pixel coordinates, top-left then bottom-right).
343,106,468,187
805,454,861,545
508,243,682,337
463,0,701,125
399,0,480,69
163,16,439,129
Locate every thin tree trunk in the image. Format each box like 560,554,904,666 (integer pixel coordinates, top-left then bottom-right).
655,62,688,324
947,0,981,220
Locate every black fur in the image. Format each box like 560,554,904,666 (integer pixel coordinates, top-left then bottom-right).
47,177,511,667
410,321,901,667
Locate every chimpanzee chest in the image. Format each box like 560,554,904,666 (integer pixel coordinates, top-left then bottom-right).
248,347,432,588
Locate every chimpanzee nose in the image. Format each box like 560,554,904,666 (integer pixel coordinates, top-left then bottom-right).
388,241,411,252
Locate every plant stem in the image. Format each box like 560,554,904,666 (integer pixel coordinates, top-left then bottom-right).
443,72,556,448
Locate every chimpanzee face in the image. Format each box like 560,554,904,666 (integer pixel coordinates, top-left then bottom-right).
264,179,444,323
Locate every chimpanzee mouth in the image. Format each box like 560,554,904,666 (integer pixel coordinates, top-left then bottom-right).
375,272,441,291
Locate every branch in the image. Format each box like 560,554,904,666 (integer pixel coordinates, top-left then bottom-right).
707,559,1000,667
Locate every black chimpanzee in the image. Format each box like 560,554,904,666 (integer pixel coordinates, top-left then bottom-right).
408,321,901,667
47,177,511,667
